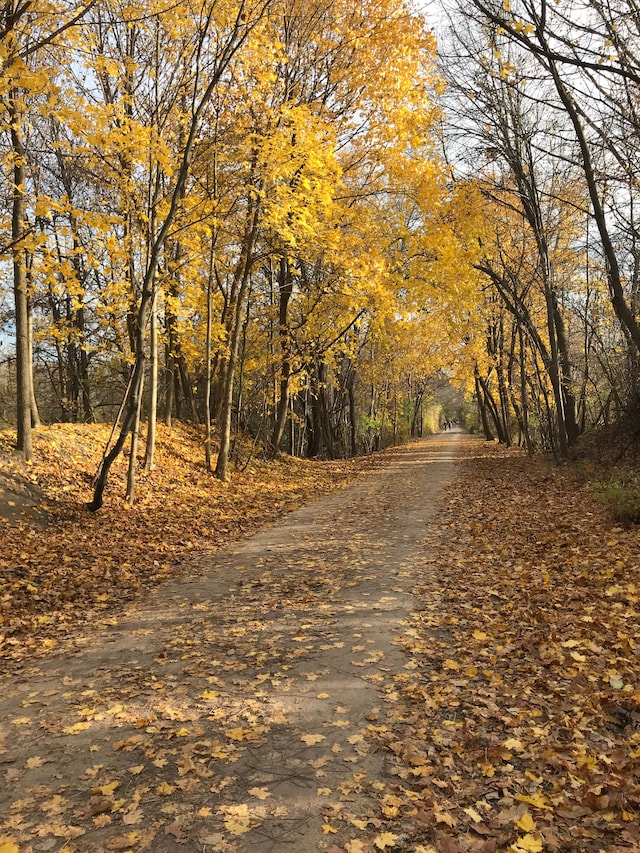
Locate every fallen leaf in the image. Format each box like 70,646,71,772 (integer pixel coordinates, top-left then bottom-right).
63,721,91,735
516,813,536,832
301,733,326,745
91,781,120,797
374,831,399,849
221,804,251,836
463,806,483,823
510,834,543,852
248,787,271,800
514,793,551,810
123,808,144,826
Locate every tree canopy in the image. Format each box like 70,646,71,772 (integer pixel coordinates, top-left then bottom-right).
2,0,640,495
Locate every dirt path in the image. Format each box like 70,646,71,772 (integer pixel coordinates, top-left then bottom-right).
0,433,462,853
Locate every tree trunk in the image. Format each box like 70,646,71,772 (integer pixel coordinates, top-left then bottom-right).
11,101,33,460
543,283,570,459
215,200,260,481
348,370,357,457
204,259,214,472
475,367,494,441
271,257,293,452
479,372,507,444
26,293,41,428
164,351,174,427
126,372,144,503
553,298,579,446
144,287,158,471
517,326,534,454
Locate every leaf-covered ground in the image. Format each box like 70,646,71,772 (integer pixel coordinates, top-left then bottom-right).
373,440,640,852
1,432,639,853
0,423,362,663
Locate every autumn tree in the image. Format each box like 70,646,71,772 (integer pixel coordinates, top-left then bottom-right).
462,0,640,423
87,0,272,509
0,1,96,459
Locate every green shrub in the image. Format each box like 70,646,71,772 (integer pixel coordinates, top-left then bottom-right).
594,476,640,526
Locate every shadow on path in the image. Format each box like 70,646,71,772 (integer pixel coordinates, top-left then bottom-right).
0,433,462,853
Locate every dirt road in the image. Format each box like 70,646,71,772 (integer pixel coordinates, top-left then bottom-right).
0,433,462,853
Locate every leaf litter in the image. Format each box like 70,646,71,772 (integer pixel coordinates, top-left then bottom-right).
0,433,638,852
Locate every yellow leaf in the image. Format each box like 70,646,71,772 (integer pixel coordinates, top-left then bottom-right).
473,629,488,640
301,733,325,745
434,809,456,827
510,833,543,852
156,781,175,795
516,813,536,832
374,832,399,849
226,727,256,742
322,824,338,834
346,842,366,853
175,727,189,737
222,805,251,836
248,787,271,800
91,781,120,796
463,806,483,823
63,721,91,735
200,690,219,700
128,765,144,775
0,843,20,853
515,792,552,810
317,787,332,796
503,737,525,751
26,756,44,769
316,693,330,699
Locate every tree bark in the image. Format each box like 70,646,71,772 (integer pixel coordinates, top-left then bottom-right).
10,100,33,460
215,199,260,481
474,367,494,441
271,257,293,452
126,372,144,503
144,287,158,471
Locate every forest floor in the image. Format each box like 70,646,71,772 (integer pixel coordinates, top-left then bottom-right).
1,428,640,853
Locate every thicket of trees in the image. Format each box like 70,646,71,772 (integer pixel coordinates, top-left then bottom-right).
1,0,481,504
3,0,640,504
440,0,640,458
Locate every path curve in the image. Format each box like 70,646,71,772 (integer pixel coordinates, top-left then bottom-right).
0,432,462,853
